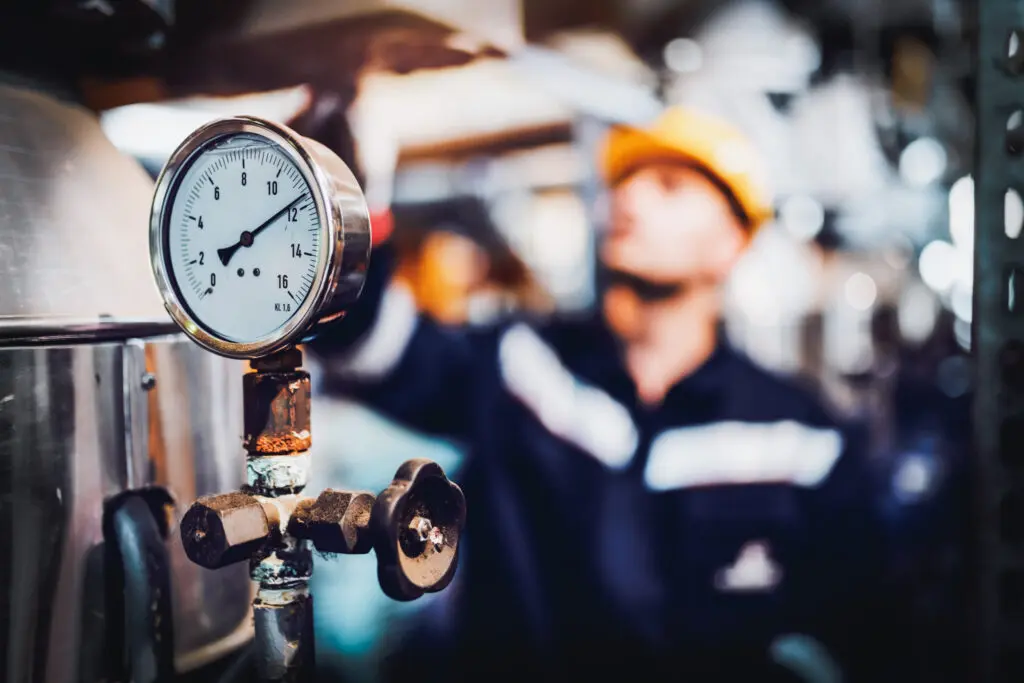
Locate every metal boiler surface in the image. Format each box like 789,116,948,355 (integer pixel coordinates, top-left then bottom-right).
0,82,172,342
0,83,253,682
0,337,253,682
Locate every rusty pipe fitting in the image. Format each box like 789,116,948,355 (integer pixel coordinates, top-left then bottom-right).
243,351,312,496
243,368,311,456
180,492,273,569
180,492,317,569
288,489,376,554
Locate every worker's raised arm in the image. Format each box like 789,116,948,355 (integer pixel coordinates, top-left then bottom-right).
307,244,483,439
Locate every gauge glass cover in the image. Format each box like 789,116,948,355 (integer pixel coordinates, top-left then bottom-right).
163,132,323,345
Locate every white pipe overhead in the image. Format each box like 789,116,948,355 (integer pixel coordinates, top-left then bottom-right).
222,0,524,50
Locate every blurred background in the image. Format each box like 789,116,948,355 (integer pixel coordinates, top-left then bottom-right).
0,0,981,680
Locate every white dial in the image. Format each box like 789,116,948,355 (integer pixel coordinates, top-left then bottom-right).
152,116,370,359
165,134,322,343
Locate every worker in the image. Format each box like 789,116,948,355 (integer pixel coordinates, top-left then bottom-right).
310,107,889,682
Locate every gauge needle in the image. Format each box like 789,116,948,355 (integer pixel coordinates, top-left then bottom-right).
217,194,307,266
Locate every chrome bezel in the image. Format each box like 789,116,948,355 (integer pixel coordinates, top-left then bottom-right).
150,117,342,359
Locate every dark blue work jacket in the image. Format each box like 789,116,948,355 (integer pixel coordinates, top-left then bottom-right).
311,251,887,683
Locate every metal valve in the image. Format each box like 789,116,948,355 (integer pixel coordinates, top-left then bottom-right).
289,489,376,555
371,459,467,601
181,459,466,602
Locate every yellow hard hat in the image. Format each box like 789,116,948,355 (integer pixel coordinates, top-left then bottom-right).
599,106,774,230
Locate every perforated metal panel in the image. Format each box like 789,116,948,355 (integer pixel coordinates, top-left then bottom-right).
974,3,1024,680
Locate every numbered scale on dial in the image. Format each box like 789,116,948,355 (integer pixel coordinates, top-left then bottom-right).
150,117,370,358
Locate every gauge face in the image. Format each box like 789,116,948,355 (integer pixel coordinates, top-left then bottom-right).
163,132,322,344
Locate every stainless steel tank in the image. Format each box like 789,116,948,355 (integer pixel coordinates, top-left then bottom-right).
0,81,253,682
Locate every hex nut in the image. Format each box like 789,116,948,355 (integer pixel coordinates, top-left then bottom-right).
288,489,375,554
180,492,272,569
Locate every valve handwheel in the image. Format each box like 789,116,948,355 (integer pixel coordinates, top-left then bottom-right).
372,459,466,601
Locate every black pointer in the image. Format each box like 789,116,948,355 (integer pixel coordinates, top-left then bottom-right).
217,194,307,266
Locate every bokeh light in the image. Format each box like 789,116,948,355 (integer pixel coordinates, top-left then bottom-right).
779,195,825,241
664,38,703,73
898,137,947,187
951,281,973,322
1007,188,1024,239
919,240,957,293
948,175,973,249
844,272,878,311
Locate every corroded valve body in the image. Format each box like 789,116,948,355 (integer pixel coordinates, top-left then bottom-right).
179,349,465,682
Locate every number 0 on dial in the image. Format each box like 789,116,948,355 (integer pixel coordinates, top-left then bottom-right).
149,117,371,358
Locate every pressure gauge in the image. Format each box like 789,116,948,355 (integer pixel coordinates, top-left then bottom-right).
150,117,370,358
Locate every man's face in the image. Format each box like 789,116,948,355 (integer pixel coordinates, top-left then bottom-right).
602,163,748,286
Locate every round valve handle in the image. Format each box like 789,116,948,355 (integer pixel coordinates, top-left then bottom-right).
371,459,466,601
